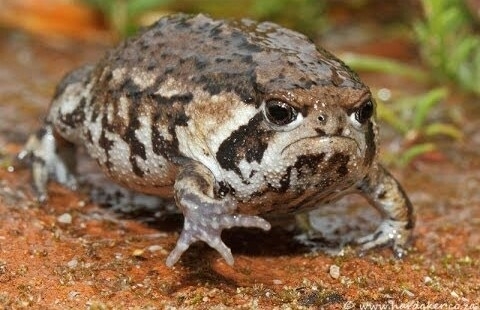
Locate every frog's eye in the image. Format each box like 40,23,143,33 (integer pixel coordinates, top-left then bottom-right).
353,100,374,124
264,99,298,126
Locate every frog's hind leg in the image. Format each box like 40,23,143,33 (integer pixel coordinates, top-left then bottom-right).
19,65,94,201
355,164,415,258
19,123,78,202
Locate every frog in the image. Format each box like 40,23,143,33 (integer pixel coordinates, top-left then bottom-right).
20,13,414,267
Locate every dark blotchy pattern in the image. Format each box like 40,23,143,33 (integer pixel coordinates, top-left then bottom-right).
124,102,146,177
98,114,115,171
270,153,327,194
216,113,272,177
328,153,350,177
363,121,376,167
294,153,327,179
59,97,87,128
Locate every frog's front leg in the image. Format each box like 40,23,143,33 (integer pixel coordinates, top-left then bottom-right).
166,161,271,267
356,164,415,258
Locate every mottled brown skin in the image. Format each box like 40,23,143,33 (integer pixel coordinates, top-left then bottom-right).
21,14,414,267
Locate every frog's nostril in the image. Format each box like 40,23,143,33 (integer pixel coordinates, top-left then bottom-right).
317,114,327,123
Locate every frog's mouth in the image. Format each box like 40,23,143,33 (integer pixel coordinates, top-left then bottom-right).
280,135,362,156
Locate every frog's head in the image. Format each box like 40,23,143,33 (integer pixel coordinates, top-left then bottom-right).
210,82,377,200
255,83,377,193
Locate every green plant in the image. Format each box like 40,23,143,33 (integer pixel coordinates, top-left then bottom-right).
343,52,462,166
82,0,326,38
249,0,326,37
376,87,462,166
341,53,430,82
82,0,172,37
415,0,480,96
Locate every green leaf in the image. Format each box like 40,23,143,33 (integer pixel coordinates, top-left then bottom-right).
413,87,448,129
376,100,409,134
399,143,436,167
127,0,171,17
415,0,480,96
424,123,463,140
341,54,430,82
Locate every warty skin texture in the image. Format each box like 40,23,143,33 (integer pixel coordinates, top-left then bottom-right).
21,14,414,267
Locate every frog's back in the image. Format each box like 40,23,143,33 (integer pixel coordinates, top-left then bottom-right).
92,14,364,104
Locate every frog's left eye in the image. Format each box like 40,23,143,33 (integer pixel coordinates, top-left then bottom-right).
264,99,298,126
354,100,374,124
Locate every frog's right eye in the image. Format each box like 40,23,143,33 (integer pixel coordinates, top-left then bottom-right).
264,99,298,126
354,99,374,124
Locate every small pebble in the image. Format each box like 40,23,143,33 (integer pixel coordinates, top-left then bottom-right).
67,259,78,269
148,245,163,252
57,213,72,224
132,249,144,257
402,289,414,298
272,279,283,285
329,264,340,279
68,291,80,300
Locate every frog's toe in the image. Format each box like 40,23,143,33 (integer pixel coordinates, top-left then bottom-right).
165,222,235,267
217,214,271,231
356,219,411,258
165,228,200,267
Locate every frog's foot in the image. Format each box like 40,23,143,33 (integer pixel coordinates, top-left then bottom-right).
355,219,411,258
166,189,271,267
355,164,414,258
18,125,77,202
